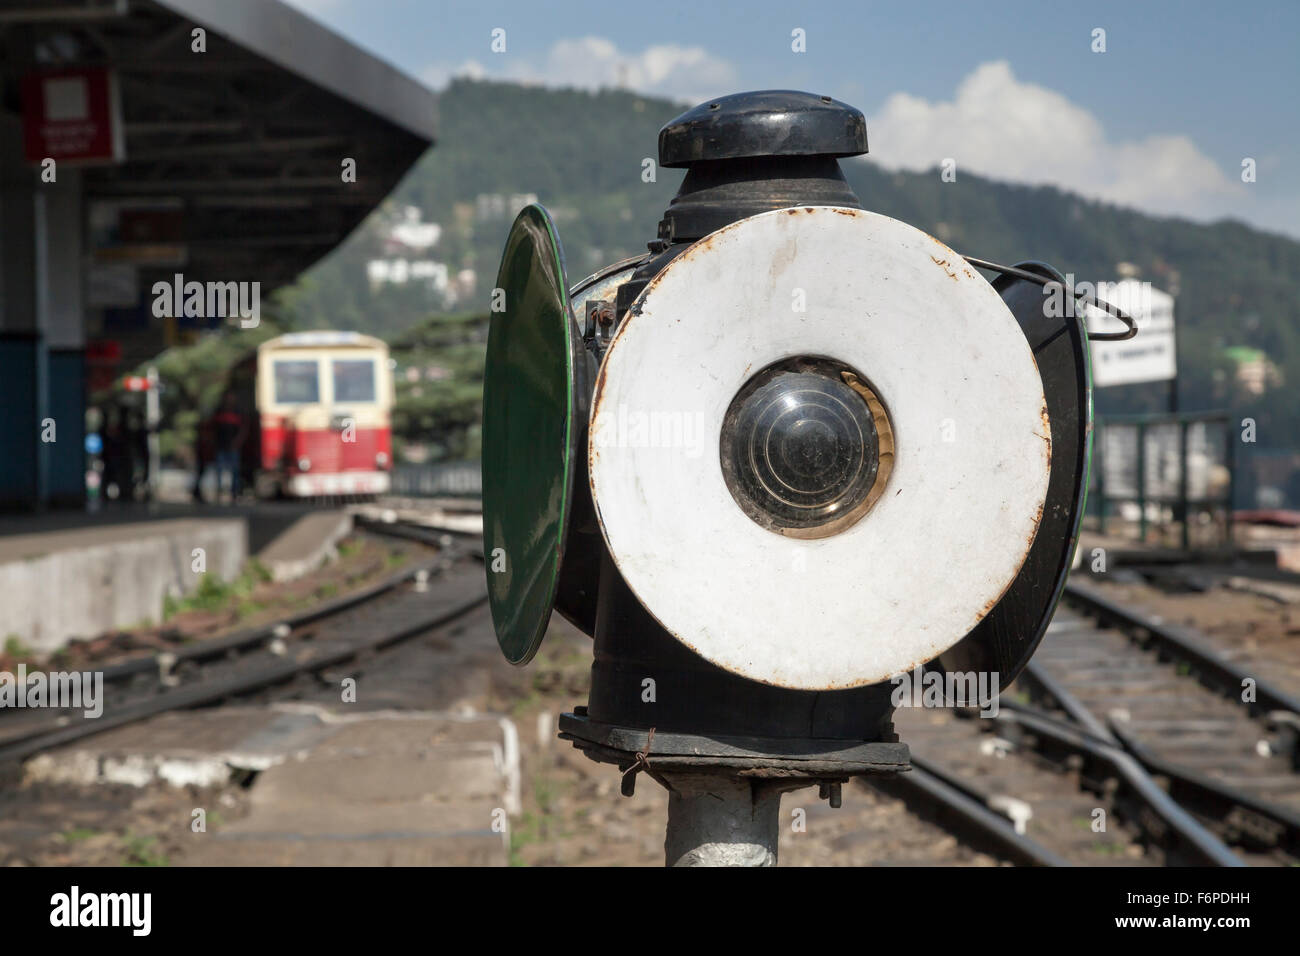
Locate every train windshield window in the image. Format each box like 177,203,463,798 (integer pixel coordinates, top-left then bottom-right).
273,360,320,403
332,359,376,403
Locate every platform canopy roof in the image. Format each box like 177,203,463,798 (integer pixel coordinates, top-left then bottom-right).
0,0,437,290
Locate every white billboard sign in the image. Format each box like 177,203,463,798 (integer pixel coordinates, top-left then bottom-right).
1086,279,1176,387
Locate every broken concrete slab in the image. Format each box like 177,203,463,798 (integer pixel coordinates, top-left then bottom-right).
256,510,354,582
23,707,337,788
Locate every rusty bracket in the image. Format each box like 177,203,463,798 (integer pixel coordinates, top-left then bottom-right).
582,299,618,359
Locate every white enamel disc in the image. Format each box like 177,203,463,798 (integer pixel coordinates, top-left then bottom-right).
588,207,1050,690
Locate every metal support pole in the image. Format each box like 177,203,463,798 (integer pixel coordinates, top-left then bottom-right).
1225,419,1236,549
1136,422,1147,543
1178,420,1190,551
662,773,784,867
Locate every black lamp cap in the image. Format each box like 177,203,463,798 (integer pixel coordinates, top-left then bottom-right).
658,90,868,168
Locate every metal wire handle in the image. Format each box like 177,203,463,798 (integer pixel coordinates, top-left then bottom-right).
962,256,1139,341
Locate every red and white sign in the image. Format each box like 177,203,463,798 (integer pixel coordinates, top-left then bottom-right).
122,375,151,392
21,68,125,166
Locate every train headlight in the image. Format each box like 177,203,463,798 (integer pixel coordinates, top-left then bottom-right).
297,457,311,472
376,451,389,469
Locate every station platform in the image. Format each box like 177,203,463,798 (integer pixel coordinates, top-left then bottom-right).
0,502,354,654
22,703,515,867
0,501,319,553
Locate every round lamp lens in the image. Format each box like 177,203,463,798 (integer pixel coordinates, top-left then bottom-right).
720,358,891,537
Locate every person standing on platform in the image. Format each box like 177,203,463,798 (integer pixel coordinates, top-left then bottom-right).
212,391,248,504
192,412,215,503
102,410,128,502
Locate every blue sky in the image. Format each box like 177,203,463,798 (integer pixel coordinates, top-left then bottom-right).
286,0,1299,238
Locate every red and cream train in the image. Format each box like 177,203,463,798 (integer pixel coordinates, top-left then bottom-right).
228,331,394,497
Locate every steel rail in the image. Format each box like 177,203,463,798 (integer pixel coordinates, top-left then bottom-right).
1019,660,1116,742
1106,719,1300,859
992,705,1244,866
0,579,488,765
1015,661,1300,861
355,516,485,552
1061,579,1300,717
92,554,446,687
869,761,1069,867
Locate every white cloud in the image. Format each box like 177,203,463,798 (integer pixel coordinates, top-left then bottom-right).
422,35,737,105
868,61,1248,225
422,59,488,88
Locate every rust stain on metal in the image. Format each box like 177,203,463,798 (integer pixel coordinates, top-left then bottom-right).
639,207,858,306
587,435,601,481
961,441,1050,638
589,351,612,480
929,254,959,280
592,348,611,403
967,503,1043,629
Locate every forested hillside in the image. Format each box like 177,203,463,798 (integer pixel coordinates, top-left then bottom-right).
271,78,1300,456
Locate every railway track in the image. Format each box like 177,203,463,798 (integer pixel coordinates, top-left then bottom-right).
879,575,1300,866
0,526,487,765
1019,580,1300,864
873,707,1165,866
362,503,1300,868
16,498,1293,868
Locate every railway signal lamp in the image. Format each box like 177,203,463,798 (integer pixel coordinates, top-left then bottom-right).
482,90,1133,865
